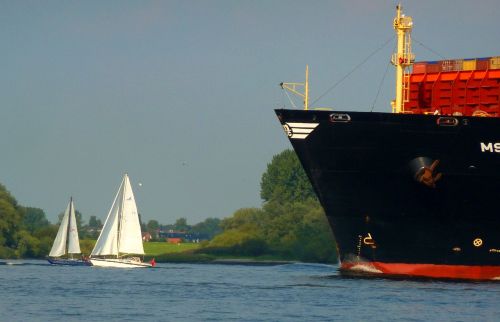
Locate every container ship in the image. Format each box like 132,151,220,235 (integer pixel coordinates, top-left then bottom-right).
275,5,500,280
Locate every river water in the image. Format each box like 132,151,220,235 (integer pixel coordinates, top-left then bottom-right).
0,260,498,321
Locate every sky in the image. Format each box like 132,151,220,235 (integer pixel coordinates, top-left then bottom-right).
1,0,500,225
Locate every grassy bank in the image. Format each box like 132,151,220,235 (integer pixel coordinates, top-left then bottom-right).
81,240,298,264
142,242,297,264
143,242,213,263
143,242,201,256
78,240,201,258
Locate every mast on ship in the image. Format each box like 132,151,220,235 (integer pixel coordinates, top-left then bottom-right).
391,4,415,113
280,65,310,110
282,5,415,114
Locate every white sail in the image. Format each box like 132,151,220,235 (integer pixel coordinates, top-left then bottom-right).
49,201,70,257
67,199,81,254
89,174,151,268
118,175,145,255
91,178,124,256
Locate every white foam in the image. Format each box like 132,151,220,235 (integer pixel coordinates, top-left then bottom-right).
349,264,383,274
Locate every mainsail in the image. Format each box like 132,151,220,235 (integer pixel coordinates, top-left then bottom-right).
49,198,81,257
91,174,144,257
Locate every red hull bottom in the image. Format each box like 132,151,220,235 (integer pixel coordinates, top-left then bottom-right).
341,261,500,281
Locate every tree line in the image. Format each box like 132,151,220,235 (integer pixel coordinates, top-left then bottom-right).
0,185,53,258
141,217,222,241
0,190,106,258
0,183,223,258
0,149,338,263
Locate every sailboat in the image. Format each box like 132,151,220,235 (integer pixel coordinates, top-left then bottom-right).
47,197,91,266
90,174,153,268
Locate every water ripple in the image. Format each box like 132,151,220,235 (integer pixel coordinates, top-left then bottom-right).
0,260,498,321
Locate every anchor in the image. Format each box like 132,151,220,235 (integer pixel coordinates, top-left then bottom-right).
410,157,442,188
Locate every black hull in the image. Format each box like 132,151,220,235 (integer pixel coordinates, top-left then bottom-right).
276,109,500,279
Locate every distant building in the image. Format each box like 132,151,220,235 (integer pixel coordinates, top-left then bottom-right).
159,230,207,242
142,232,152,242
167,237,182,244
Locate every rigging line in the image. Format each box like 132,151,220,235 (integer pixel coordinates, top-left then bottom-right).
412,37,446,60
311,35,395,106
280,86,288,108
370,59,392,112
370,43,396,112
280,88,285,107
284,89,298,109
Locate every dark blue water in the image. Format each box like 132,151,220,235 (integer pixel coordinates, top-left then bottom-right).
0,260,498,321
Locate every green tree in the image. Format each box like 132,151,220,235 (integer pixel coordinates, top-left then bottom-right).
80,239,96,256
209,229,267,256
84,215,102,239
88,215,102,229
174,217,189,231
0,183,24,257
191,217,222,239
219,208,265,236
0,183,54,259
262,199,336,262
147,219,159,231
208,208,267,256
23,207,50,233
33,225,58,256
16,230,42,258
260,149,316,203
146,219,160,239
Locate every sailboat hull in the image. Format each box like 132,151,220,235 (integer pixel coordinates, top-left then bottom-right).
47,258,92,266
89,258,152,268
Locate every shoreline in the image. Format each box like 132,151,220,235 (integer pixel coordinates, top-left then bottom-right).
211,258,297,266
0,257,300,266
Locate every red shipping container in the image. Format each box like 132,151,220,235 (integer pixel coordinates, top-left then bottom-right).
412,63,426,74
477,59,489,70
426,63,441,73
408,68,500,117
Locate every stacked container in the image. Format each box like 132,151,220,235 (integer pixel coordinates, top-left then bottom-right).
426,61,441,73
462,59,477,71
477,58,490,70
411,56,500,73
491,56,500,69
407,56,500,117
441,59,463,72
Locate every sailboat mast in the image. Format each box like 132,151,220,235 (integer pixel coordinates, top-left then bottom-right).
64,196,73,255
116,174,127,258
66,197,72,258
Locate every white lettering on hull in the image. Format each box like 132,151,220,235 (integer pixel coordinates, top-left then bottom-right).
480,142,500,153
